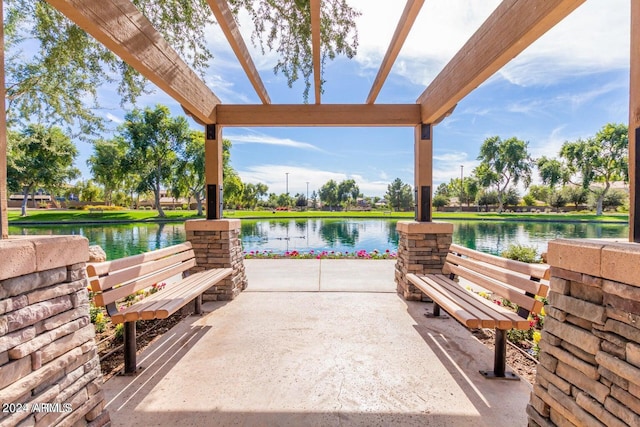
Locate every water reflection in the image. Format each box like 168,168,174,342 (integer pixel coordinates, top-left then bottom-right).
9,219,628,259
9,223,187,260
453,220,628,255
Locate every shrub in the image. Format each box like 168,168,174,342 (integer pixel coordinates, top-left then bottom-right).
114,323,124,340
500,244,541,264
89,303,107,333
82,204,125,211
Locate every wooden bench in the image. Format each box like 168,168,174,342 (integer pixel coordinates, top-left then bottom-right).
407,243,549,380
86,242,232,374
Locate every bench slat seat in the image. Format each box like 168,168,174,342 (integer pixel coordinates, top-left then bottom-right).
112,268,231,323
87,242,232,374
407,243,550,380
408,274,529,330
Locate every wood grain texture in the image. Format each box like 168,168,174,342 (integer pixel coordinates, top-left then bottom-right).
215,104,421,126
366,0,424,104
46,0,220,124
310,0,321,104
630,0,640,241
207,0,270,104
0,3,7,239
417,0,585,123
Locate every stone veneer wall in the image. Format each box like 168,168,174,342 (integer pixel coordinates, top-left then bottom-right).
395,221,453,301
185,219,247,301
0,236,109,427
528,239,640,427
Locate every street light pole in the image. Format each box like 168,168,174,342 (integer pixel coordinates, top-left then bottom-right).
285,172,289,196
460,165,464,212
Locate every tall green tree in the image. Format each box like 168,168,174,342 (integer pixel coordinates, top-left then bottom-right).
229,0,360,101
87,138,127,205
386,178,413,211
561,185,588,209
7,124,79,216
121,105,190,218
4,1,359,130
559,123,628,215
172,130,206,215
319,179,339,209
337,179,359,210
474,136,532,212
241,182,269,209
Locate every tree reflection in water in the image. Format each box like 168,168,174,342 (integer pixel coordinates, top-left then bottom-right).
9,219,628,259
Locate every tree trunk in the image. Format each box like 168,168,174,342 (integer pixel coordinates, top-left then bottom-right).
154,189,165,217
596,195,604,216
194,191,203,216
21,186,29,216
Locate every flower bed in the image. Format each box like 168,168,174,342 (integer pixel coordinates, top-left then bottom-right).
467,285,545,359
243,249,397,259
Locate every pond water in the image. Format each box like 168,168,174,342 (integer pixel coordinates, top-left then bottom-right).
9,218,628,260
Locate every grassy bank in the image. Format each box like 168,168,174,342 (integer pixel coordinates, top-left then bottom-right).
7,208,629,224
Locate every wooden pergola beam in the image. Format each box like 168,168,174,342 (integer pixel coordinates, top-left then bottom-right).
0,2,7,239
207,0,270,104
366,0,424,104
215,104,421,126
310,0,321,104
46,0,221,124
417,0,585,124
631,0,640,242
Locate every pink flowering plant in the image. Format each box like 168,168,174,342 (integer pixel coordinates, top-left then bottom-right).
244,248,397,260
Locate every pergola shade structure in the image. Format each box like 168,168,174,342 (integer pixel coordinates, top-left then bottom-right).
1,0,638,240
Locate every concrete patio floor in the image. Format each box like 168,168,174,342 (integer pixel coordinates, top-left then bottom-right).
102,259,533,426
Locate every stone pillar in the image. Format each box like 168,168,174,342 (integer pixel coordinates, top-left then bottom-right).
0,236,109,426
528,239,640,427
185,219,247,301
395,221,453,301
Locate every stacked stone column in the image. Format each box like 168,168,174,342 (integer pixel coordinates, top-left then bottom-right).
529,239,640,427
0,236,109,426
395,221,453,301
185,219,247,301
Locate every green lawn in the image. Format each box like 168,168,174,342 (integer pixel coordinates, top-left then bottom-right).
7,208,629,224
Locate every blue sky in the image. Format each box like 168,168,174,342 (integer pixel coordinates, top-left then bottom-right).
87,0,630,197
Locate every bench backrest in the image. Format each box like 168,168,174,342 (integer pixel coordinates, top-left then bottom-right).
443,244,550,316
86,242,196,313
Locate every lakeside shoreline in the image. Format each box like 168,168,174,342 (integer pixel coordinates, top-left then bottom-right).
7,209,629,226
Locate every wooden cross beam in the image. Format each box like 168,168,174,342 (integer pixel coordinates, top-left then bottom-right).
366,0,424,104
214,104,421,127
311,0,322,104
207,0,270,104
631,0,640,242
417,0,585,124
46,0,221,124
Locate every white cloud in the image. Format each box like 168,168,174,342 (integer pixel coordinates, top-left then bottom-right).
350,0,628,92
227,131,322,151
499,1,629,87
432,150,478,187
104,113,123,124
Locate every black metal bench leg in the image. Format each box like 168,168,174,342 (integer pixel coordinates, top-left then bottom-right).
479,328,519,380
433,303,441,317
124,321,137,375
195,295,202,315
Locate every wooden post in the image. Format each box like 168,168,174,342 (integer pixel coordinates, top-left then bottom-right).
0,2,8,239
415,124,433,222
631,0,640,242
205,124,224,220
